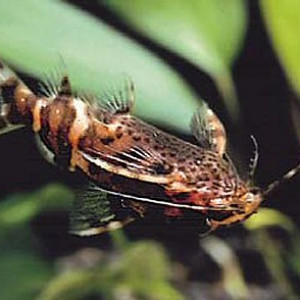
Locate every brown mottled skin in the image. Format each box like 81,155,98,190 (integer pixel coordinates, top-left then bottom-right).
0,61,262,231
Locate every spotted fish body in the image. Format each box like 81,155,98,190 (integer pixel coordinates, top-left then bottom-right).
0,60,266,233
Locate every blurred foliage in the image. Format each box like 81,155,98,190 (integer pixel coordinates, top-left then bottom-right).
0,184,72,230
261,0,300,98
0,0,300,299
103,0,248,119
0,253,52,300
39,239,182,300
2,185,300,299
260,0,300,141
245,208,300,298
200,236,248,298
0,186,183,300
0,0,200,132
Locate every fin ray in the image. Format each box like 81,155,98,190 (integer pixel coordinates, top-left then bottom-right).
190,102,227,155
69,182,116,235
82,143,168,178
69,181,141,236
39,61,71,97
96,79,135,115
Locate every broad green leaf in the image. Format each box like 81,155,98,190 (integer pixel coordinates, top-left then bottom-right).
260,0,300,97
103,0,248,119
0,0,202,132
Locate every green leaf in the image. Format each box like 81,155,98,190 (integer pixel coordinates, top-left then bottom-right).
201,236,248,299
0,184,73,251
118,241,183,299
39,241,182,300
38,270,98,300
103,0,248,119
0,0,202,132
260,0,300,97
245,208,295,232
0,253,52,300
0,184,72,229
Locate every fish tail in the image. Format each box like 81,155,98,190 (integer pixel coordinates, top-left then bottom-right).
0,60,38,135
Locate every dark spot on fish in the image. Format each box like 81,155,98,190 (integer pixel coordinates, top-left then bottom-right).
178,166,186,172
116,132,123,139
196,182,206,188
100,137,115,145
212,181,222,188
230,203,239,209
203,162,210,168
169,152,176,158
190,166,196,172
133,135,141,142
127,129,133,135
58,76,72,96
78,123,96,149
144,137,150,144
215,174,221,180
115,125,123,139
152,162,170,175
201,173,210,181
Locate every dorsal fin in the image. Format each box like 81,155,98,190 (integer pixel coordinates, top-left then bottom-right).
98,79,135,114
39,59,72,97
247,135,259,183
190,102,227,156
58,75,72,96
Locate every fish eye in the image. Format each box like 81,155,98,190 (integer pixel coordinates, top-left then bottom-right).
250,187,261,196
